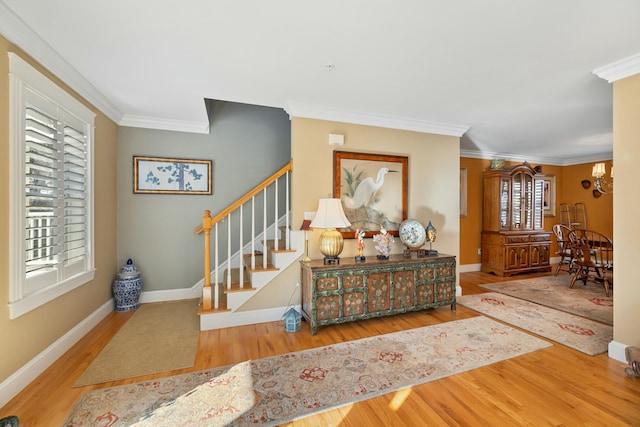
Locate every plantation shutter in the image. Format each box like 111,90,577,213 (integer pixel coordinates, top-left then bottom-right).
9,52,95,319
62,116,89,276
23,90,89,294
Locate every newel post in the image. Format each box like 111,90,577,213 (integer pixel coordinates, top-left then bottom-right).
202,210,213,311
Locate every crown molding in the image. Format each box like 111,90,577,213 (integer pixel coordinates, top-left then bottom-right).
0,2,122,123
593,52,640,83
119,114,210,134
0,2,231,135
285,102,470,137
460,149,612,166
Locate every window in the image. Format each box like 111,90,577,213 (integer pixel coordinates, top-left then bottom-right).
8,53,95,319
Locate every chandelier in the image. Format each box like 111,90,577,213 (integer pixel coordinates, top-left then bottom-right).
592,162,613,194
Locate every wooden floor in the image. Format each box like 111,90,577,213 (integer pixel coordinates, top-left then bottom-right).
2,270,639,426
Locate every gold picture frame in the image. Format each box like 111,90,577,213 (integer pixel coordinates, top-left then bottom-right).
333,151,408,238
543,175,556,216
460,168,468,217
133,156,212,195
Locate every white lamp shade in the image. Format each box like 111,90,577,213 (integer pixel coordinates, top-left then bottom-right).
592,162,606,178
310,198,352,229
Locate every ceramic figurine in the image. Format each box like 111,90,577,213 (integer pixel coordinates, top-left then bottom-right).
355,229,366,262
373,228,394,259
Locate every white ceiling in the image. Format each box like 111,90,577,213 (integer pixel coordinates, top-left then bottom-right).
3,0,640,164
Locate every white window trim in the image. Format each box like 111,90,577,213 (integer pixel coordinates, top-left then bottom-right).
8,53,96,319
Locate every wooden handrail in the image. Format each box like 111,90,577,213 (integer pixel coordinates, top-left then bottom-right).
194,160,293,234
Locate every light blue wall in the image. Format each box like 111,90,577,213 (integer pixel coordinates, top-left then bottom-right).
117,102,291,291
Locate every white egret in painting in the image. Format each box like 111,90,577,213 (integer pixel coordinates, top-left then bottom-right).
343,167,396,209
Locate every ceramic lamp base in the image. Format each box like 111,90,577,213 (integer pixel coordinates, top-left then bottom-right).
318,228,344,260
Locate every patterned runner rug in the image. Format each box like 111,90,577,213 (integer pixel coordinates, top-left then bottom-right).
457,292,612,356
64,316,550,426
480,274,612,325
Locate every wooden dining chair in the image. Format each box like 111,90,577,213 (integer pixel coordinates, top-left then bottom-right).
569,229,613,296
552,224,575,275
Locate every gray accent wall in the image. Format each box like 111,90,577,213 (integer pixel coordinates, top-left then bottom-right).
117,102,291,291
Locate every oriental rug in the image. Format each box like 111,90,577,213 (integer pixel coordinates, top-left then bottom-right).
480,274,612,325
457,292,612,356
64,316,550,426
74,299,200,387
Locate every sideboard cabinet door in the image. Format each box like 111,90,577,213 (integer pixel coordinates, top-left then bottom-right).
393,270,416,309
367,272,392,313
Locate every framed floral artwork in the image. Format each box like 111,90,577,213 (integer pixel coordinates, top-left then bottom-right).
133,156,212,195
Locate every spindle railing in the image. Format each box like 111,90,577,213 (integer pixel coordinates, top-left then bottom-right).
194,160,292,312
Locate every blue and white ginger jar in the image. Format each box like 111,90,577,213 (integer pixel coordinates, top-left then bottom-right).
113,258,143,311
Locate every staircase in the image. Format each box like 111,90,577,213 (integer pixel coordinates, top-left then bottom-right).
194,160,304,330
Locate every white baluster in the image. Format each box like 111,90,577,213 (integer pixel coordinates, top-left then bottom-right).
263,187,267,269
251,197,256,270
239,204,244,289
214,223,219,309
285,171,290,250
274,177,279,251
227,214,231,290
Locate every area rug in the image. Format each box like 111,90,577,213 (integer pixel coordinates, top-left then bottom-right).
74,299,200,387
64,316,550,426
457,292,612,356
480,274,612,325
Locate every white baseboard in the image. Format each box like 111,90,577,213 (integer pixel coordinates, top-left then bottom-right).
200,304,302,331
608,340,627,363
458,258,561,274
458,263,481,273
0,300,114,408
139,283,202,304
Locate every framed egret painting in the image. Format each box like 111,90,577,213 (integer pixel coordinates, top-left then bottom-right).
333,151,408,238
133,156,212,195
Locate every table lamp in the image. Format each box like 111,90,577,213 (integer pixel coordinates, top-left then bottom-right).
310,198,351,265
300,218,312,263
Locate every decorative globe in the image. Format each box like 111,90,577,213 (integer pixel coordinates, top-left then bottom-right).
399,219,426,249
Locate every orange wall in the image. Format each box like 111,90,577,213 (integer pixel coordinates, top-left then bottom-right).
560,162,613,236
459,158,612,265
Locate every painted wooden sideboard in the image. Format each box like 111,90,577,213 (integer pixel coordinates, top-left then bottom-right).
300,254,456,335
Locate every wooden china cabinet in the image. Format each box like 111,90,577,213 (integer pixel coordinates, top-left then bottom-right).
481,162,551,276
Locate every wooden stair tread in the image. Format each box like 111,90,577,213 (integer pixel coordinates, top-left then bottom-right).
197,304,230,315
198,287,229,314
243,254,278,272
224,282,256,293
271,248,297,253
246,264,279,273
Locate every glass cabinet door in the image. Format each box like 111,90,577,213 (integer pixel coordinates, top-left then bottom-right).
510,171,537,230
522,173,533,229
500,178,509,229
511,172,522,229
533,178,544,229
